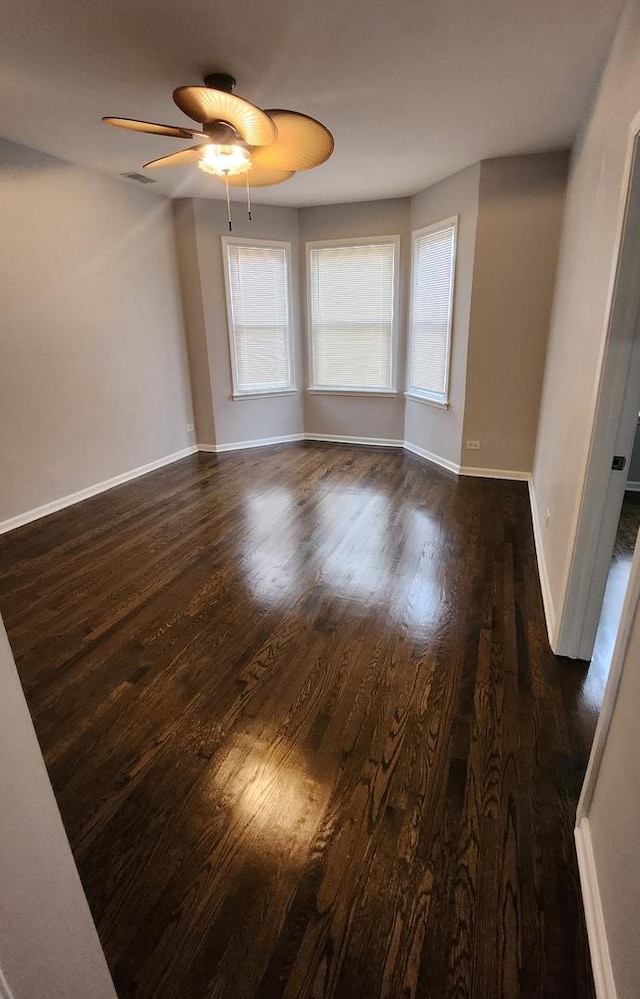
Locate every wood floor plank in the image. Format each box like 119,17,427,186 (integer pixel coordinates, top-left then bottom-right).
0,443,600,998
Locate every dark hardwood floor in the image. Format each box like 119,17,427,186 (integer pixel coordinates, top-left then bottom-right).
0,443,602,998
614,489,640,559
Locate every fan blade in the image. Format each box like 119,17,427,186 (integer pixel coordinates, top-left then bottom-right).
226,164,295,188
103,117,203,139
251,110,334,171
173,87,277,146
143,145,208,169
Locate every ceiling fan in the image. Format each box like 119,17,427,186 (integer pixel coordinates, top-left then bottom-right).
104,72,334,227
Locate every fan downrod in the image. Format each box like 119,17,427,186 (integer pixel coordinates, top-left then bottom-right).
203,73,236,93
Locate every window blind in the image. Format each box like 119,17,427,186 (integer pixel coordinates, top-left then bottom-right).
309,240,397,391
407,220,457,402
225,242,293,395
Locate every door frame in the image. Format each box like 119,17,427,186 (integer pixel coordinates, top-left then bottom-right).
555,117,640,661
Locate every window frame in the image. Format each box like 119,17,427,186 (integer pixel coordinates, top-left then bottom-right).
305,234,401,396
405,215,458,409
221,235,296,400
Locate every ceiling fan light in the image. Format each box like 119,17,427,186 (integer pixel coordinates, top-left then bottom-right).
198,143,252,177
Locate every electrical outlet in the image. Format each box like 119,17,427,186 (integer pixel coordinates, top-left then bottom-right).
545,507,551,526
186,423,194,433
466,440,480,450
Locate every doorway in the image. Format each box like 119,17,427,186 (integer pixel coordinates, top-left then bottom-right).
592,459,640,685
555,129,640,664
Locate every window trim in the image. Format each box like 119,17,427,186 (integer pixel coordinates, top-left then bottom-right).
307,388,399,398
305,234,401,395
404,392,449,411
405,215,458,406
221,235,296,400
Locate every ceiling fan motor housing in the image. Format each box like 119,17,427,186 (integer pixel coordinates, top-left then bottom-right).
203,73,236,93
203,120,242,142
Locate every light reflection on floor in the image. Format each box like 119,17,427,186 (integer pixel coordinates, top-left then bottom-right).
241,488,302,603
241,485,441,632
313,489,392,601
210,730,328,861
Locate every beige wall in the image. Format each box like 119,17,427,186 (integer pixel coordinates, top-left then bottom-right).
175,178,562,463
0,139,194,525
299,199,410,442
173,198,304,449
462,153,568,473
406,164,481,465
0,615,116,998
172,199,217,446
528,5,640,993
532,1,640,626
173,169,565,465
0,136,570,524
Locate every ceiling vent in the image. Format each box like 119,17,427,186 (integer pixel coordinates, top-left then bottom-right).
120,171,156,184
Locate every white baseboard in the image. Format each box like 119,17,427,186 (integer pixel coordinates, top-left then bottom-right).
0,437,539,543
401,440,460,475
528,479,557,648
306,433,403,448
202,433,305,454
401,444,532,483
203,436,529,482
575,819,617,999
459,465,531,482
0,446,198,536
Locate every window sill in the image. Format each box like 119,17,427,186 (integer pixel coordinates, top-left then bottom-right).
232,389,297,401
307,388,399,399
405,392,449,411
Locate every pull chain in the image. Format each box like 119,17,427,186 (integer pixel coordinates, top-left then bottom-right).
225,175,232,231
246,172,252,222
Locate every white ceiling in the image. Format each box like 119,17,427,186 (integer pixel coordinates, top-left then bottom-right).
0,0,624,207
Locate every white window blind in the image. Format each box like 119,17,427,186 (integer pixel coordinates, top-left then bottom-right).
407,219,457,403
308,239,398,391
223,240,293,396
